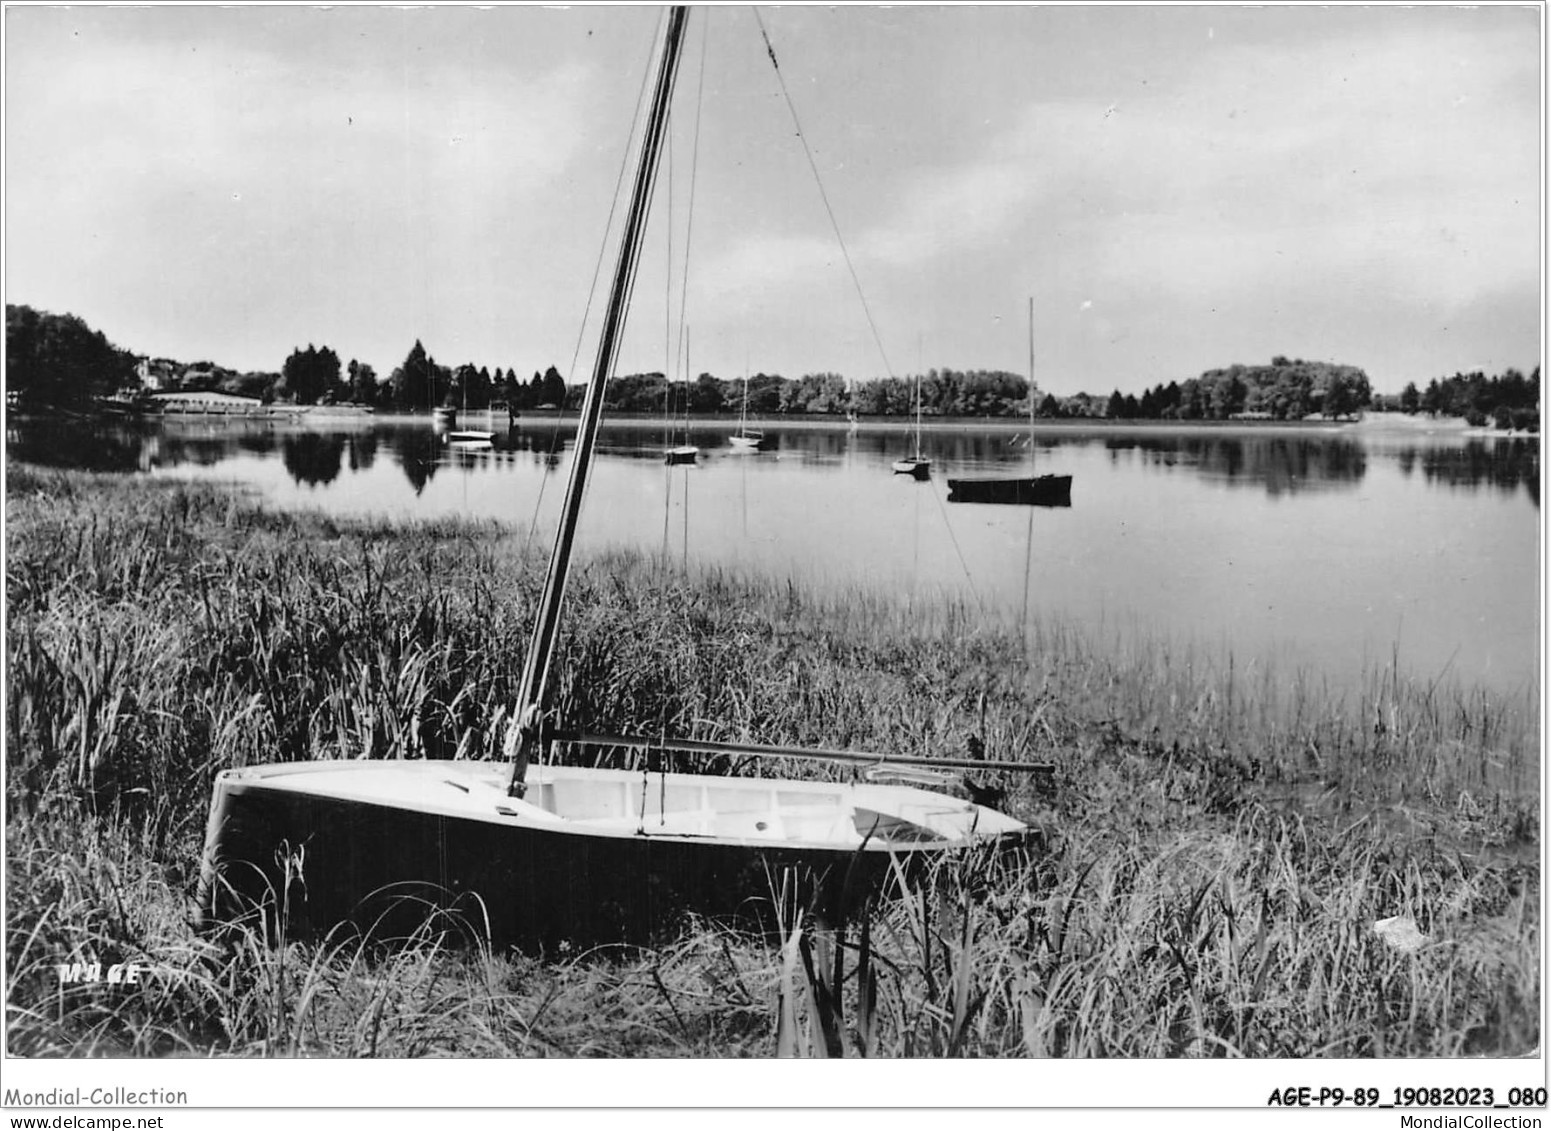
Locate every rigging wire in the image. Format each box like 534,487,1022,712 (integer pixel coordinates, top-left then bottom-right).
674,11,710,400
750,6,896,381
660,73,677,569
927,478,982,610
1022,503,1035,631
660,10,710,571
751,7,985,609
682,331,692,569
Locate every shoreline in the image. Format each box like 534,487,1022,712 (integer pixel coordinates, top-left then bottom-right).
18,404,1526,437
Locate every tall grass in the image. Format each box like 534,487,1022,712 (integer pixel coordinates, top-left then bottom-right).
4,467,1538,1056
774,817,1536,1058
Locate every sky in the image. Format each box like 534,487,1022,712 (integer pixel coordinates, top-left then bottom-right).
3,4,1541,396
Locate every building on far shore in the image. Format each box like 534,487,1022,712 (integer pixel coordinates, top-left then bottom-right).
151,391,265,415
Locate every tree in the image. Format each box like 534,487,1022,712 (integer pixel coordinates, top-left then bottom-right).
319,346,343,402
454,364,479,409
783,372,849,414
1210,374,1247,418
5,304,133,406
279,344,342,405
1421,378,1443,415
224,371,274,400
427,356,452,408
1399,381,1419,414
691,372,726,414
349,359,378,405
277,349,306,403
1323,372,1357,418
1180,380,1206,420
1268,370,1312,419
540,365,567,408
390,340,435,410
745,373,785,415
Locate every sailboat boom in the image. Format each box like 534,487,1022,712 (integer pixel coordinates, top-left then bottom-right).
558,729,1056,776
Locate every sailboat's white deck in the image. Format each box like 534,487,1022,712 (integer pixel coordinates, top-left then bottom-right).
217,759,1024,848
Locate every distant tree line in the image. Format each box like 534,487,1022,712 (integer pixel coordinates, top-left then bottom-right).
6,305,1535,432
614,359,1377,424
381,340,566,412
1381,368,1539,432
1092,358,1374,423
602,367,1035,418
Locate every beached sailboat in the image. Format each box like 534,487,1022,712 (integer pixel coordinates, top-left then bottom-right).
891,369,930,479
948,298,1072,506
197,7,1040,947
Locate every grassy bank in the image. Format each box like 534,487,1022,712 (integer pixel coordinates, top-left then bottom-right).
4,467,1538,1056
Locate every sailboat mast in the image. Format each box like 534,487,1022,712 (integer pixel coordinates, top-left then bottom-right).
905,330,918,459
914,370,923,458
508,6,690,795
1028,295,1036,458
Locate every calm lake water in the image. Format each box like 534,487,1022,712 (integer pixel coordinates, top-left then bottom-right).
7,413,1541,702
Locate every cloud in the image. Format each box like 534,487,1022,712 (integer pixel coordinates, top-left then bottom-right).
796,15,1534,310
5,14,610,369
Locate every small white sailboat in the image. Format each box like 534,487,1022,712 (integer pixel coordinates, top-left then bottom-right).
729,366,766,452
665,443,699,464
198,7,1039,948
892,367,930,479
665,327,700,465
445,372,494,446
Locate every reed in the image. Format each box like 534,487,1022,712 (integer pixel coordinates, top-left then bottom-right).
4,468,1538,1056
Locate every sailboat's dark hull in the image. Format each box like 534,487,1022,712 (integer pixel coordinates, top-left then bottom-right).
198,769,1033,948
947,474,1072,507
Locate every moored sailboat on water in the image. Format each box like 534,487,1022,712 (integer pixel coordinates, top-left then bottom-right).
891,368,931,479
729,368,767,452
947,298,1072,506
